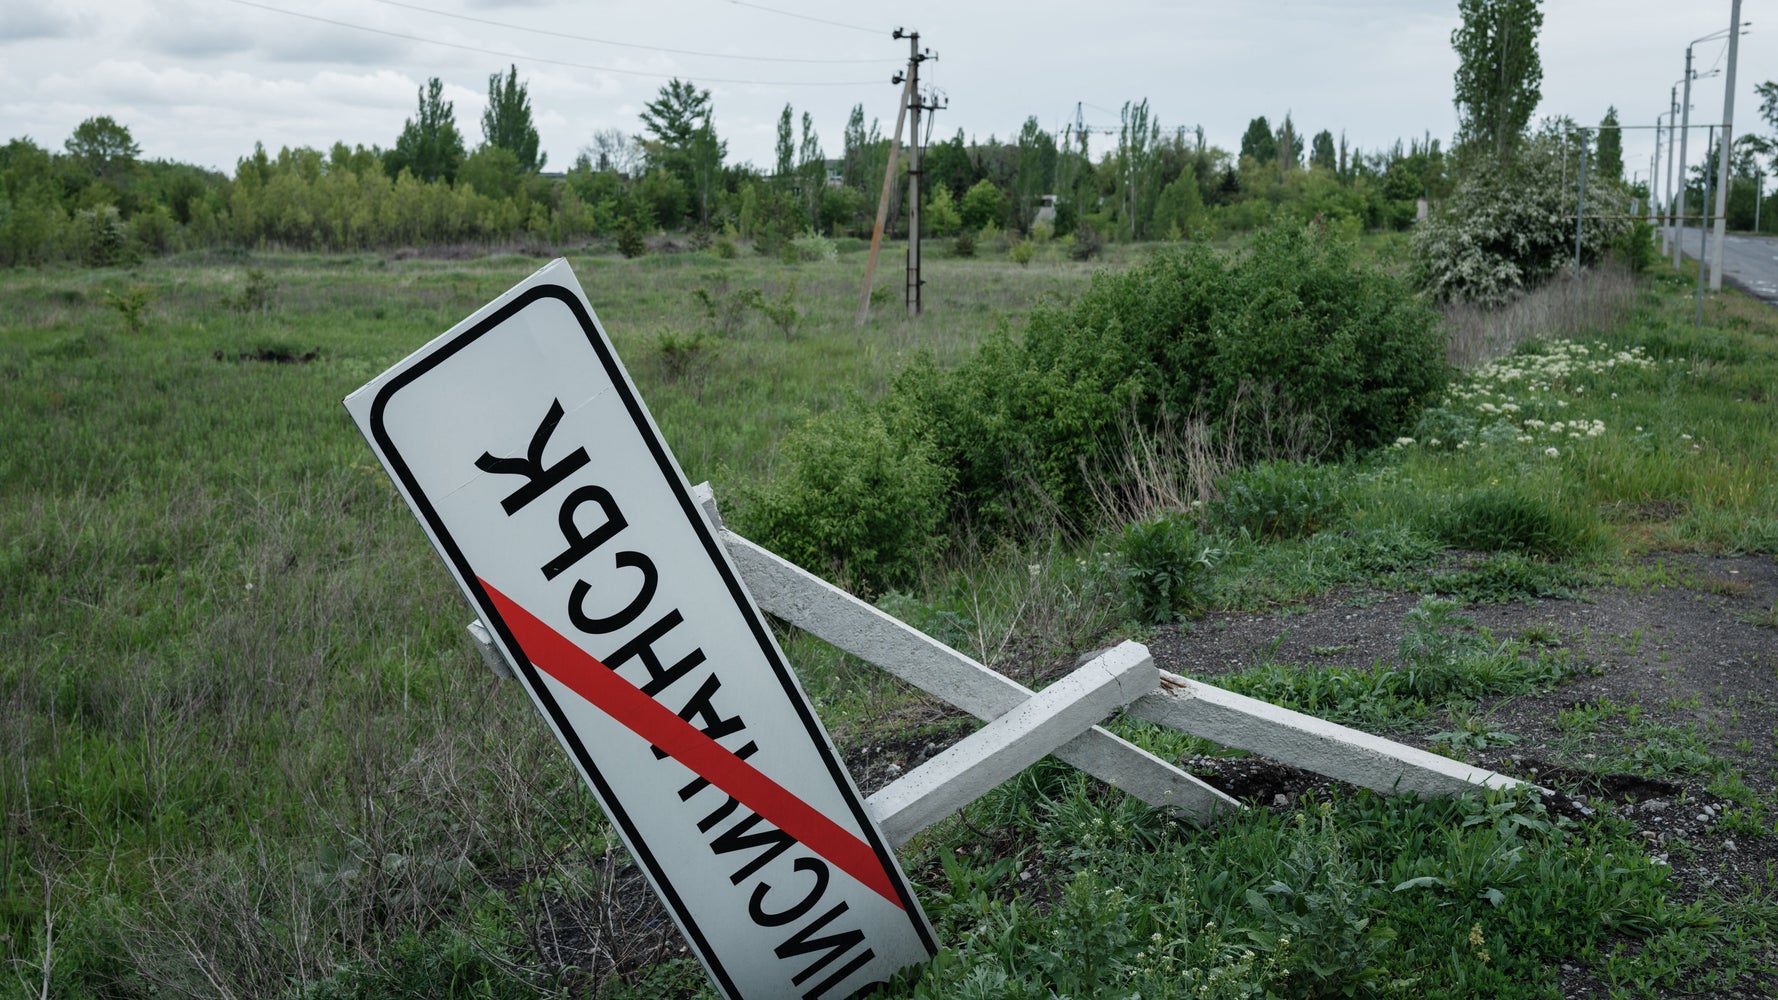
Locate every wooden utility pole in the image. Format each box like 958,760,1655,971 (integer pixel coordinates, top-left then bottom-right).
905,30,923,318
856,29,934,325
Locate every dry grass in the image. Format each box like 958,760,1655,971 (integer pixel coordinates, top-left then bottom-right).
1090,383,1333,529
1442,265,1641,369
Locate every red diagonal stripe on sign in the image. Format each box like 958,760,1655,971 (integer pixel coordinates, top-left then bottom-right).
479,579,905,909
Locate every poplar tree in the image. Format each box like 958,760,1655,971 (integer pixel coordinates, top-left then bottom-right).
1451,0,1544,159
1594,106,1623,182
774,104,795,187
388,78,465,183
481,64,544,173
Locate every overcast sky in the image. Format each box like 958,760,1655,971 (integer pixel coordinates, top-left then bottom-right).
2,0,1770,196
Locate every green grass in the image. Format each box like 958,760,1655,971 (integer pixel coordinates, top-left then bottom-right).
5,244,1778,998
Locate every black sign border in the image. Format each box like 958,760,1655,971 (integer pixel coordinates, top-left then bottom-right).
364,281,936,999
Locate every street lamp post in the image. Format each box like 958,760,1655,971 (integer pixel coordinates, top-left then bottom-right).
1673,56,1698,269
1665,87,1679,254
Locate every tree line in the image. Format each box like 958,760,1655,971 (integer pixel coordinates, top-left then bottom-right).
5,45,1774,270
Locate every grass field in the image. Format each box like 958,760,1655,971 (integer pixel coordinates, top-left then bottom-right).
4,238,1777,998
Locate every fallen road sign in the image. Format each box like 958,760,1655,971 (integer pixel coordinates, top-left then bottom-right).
343,259,935,999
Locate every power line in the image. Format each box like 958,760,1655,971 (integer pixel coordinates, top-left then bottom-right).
724,0,883,37
224,0,882,86
363,0,894,64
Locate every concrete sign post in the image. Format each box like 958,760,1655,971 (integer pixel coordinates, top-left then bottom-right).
344,260,935,1000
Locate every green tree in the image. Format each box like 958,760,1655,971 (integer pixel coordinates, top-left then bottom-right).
637,78,724,225
841,104,868,188
457,145,522,200
65,116,140,178
1240,116,1277,165
1275,114,1298,175
1012,116,1056,231
1451,0,1544,159
388,78,465,183
1310,129,1337,171
1748,81,1777,177
959,178,1005,230
1594,106,1623,182
923,129,976,201
481,64,544,173
1116,99,1162,240
796,111,824,229
639,78,714,157
1151,170,1203,239
774,103,795,187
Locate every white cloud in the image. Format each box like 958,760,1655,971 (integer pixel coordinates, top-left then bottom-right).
0,0,1765,180
0,3,86,42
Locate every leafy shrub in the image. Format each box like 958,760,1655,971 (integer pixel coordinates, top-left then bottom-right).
1007,237,1035,267
1068,221,1103,261
1116,514,1211,624
231,268,276,313
692,274,757,337
951,229,977,258
1210,460,1346,540
76,206,135,267
750,279,799,339
959,179,1005,231
1613,219,1657,273
789,231,837,263
1413,128,1631,304
654,329,714,383
924,184,963,237
898,223,1447,525
735,408,951,596
1433,487,1602,558
104,285,154,333
614,216,646,258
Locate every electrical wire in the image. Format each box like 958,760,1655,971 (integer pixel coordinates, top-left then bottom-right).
723,0,884,37
224,0,882,86
362,0,894,64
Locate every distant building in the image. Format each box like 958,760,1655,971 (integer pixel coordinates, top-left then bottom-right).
1034,194,1058,228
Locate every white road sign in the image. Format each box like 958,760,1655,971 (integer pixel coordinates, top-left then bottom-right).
343,259,935,999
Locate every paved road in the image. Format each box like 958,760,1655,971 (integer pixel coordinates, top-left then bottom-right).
1668,228,1778,305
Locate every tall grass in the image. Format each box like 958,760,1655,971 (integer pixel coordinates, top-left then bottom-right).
0,243,1108,996
5,242,1777,997
1442,265,1640,368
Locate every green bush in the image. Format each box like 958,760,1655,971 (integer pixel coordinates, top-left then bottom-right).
1433,487,1602,559
788,231,837,262
735,408,952,596
898,223,1448,525
1116,514,1211,624
614,216,646,258
1412,128,1632,304
1210,460,1346,540
959,179,1006,231
1614,219,1657,273
1068,221,1103,261
952,229,977,258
